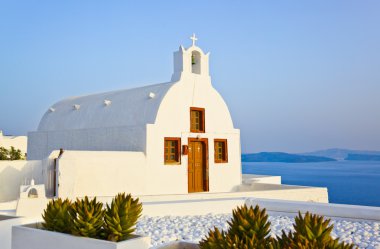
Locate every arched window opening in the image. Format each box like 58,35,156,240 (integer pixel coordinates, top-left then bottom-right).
28,188,38,198
191,51,201,74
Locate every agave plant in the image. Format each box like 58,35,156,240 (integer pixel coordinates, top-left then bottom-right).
104,193,143,242
70,196,105,238
200,205,272,249
276,212,357,249
200,205,357,249
199,227,229,249
41,198,73,233
228,204,271,244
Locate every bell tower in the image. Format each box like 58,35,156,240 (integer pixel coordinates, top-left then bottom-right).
171,34,210,81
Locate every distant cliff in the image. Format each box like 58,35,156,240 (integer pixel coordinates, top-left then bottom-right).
345,154,380,161
242,152,336,163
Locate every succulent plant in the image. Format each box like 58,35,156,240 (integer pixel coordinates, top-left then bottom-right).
293,211,333,244
200,205,272,249
275,212,357,249
104,193,143,242
42,198,73,233
227,204,271,244
71,196,105,238
199,227,226,249
200,205,357,249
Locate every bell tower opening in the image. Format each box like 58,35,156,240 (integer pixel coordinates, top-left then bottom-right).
191,51,201,74
171,34,210,81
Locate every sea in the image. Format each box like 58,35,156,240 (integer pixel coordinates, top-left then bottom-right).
242,161,380,207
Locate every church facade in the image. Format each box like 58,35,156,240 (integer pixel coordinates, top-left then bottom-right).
27,36,242,198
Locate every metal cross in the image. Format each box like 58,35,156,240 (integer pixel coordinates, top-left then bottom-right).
190,33,198,46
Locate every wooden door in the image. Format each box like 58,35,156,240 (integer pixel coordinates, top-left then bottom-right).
188,140,208,193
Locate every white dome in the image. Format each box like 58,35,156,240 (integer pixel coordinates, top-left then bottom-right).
38,82,175,131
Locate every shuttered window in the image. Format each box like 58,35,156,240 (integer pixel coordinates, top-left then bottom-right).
214,139,228,163
190,107,205,133
164,138,181,164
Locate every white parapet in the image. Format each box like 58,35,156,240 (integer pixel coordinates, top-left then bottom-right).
242,174,281,185
95,183,328,217
0,215,39,249
246,198,380,221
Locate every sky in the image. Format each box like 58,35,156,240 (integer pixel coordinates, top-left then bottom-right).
0,1,379,153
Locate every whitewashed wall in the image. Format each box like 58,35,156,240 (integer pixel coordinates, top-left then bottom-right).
57,151,147,199
0,161,43,202
28,126,146,160
146,61,241,194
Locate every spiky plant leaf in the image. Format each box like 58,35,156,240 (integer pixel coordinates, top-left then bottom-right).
200,205,272,249
42,198,73,233
199,205,358,249
227,204,271,246
199,227,229,249
71,196,105,238
104,193,142,242
276,211,358,249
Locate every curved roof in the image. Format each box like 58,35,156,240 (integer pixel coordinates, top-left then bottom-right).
38,82,175,131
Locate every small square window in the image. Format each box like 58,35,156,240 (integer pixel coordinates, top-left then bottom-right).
214,139,228,163
190,107,205,133
164,137,181,165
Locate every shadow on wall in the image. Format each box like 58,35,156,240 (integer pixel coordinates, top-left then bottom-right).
0,162,38,202
0,166,22,202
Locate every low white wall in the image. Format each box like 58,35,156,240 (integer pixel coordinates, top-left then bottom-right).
237,183,329,203
242,174,281,185
0,161,44,202
0,216,38,249
16,198,49,218
142,198,245,216
0,201,17,213
246,198,380,221
57,151,147,199
96,185,327,217
12,225,150,249
97,194,246,216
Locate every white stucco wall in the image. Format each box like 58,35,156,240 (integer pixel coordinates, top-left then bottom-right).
28,126,146,160
0,161,44,202
0,216,38,249
12,225,151,249
0,150,60,202
242,174,282,185
57,151,147,199
146,53,242,194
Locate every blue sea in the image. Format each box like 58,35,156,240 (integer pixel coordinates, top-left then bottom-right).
242,161,380,207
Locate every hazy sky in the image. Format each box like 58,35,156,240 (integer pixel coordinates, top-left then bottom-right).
0,1,379,153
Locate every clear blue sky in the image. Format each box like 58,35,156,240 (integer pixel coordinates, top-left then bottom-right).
1,1,379,153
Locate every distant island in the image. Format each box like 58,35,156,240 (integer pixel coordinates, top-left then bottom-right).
300,148,380,161
241,152,336,163
345,154,380,161
242,149,380,163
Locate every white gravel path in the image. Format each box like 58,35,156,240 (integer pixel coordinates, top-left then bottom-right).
135,213,380,249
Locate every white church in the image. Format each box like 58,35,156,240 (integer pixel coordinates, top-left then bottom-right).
27,35,242,199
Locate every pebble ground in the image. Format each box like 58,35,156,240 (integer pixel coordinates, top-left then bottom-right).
135,214,380,248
